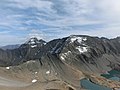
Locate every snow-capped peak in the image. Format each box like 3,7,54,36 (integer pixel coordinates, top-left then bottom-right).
27,37,39,45
25,37,46,48
27,37,38,48
68,35,88,54
69,35,87,43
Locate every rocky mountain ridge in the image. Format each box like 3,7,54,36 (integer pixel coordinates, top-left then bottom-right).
0,35,120,90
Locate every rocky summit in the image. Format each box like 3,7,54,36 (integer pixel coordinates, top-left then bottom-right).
0,35,120,90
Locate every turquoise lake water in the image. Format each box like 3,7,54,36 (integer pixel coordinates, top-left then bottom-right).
101,70,120,81
80,70,120,90
80,79,112,90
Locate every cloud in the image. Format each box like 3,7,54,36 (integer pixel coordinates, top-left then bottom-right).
28,29,45,40
8,0,53,9
0,33,25,46
97,0,120,20
0,0,120,45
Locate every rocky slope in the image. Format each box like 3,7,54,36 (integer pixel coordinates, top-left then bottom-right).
0,35,120,90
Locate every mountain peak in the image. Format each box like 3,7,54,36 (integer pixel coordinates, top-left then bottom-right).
25,37,46,48
67,35,88,44
27,37,38,44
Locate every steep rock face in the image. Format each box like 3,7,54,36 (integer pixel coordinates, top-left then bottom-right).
19,37,46,60
0,35,120,72
0,37,46,66
57,35,120,73
40,35,120,74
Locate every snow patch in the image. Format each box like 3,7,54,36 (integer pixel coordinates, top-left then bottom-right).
70,36,88,53
71,37,82,43
76,46,87,53
60,51,71,61
31,41,35,44
83,37,87,41
26,60,36,64
70,36,87,43
64,51,71,55
61,53,67,58
30,39,36,44
60,56,65,61
46,70,50,74
31,45,37,48
43,42,47,45
30,38,34,42
32,79,37,83
6,67,10,70
35,72,38,74
28,38,36,45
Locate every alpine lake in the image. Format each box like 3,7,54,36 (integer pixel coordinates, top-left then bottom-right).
80,70,120,90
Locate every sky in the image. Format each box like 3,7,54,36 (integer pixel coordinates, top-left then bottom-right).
0,0,120,45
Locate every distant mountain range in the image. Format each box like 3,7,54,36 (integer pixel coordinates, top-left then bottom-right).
0,35,120,90
0,44,20,50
